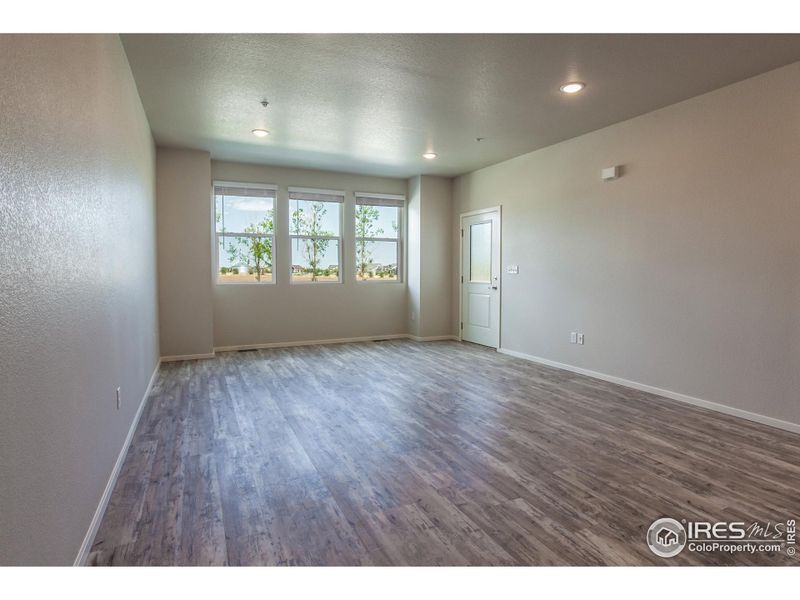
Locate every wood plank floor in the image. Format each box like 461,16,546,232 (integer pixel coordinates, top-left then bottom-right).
89,340,800,565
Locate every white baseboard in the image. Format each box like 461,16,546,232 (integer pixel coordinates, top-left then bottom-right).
406,335,460,342
73,359,161,566
497,347,800,435
160,352,216,363
215,334,459,353
215,334,409,353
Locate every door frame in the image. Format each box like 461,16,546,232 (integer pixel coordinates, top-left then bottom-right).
458,205,502,346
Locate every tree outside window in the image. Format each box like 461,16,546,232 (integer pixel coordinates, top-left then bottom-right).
354,196,403,282
289,191,342,283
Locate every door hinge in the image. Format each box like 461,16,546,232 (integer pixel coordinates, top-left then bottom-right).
460,275,463,283
460,321,463,329
461,228,464,237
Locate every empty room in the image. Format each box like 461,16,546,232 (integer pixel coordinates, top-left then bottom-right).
2,3,800,592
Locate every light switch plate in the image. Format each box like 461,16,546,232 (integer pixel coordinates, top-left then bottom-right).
505,265,519,274
577,333,585,345
570,332,577,344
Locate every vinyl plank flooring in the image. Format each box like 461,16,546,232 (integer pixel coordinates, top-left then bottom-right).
90,340,800,566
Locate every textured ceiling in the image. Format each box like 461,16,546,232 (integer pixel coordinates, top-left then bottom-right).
121,34,800,178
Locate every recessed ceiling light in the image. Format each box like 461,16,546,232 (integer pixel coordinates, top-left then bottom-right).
559,82,585,94
252,129,270,138
423,152,437,159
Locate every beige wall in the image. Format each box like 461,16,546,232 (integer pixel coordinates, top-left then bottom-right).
156,148,214,357
0,35,159,564
407,176,422,337
453,62,800,427
210,161,409,348
406,176,454,338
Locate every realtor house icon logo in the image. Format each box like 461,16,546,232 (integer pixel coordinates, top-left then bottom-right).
647,518,687,558
657,528,678,546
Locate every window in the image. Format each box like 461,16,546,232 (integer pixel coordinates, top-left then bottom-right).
289,188,343,283
469,221,491,282
214,181,276,284
355,193,404,282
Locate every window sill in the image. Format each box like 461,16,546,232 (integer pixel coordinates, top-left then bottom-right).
215,281,276,286
289,279,343,285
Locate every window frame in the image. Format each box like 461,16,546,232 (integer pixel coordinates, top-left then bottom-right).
288,187,345,285
212,180,278,286
354,192,405,284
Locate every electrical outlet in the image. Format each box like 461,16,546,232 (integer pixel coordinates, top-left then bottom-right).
577,333,585,345
570,332,577,344
116,387,121,410
505,265,519,274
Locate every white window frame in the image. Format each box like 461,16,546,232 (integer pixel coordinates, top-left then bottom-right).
212,180,278,285
354,192,405,284
288,187,345,284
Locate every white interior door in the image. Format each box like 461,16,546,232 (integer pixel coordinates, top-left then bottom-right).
461,208,500,348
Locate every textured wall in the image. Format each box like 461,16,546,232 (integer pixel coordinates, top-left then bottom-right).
406,176,422,337
0,35,159,564
156,148,214,357
418,176,453,338
454,62,800,426
406,176,453,338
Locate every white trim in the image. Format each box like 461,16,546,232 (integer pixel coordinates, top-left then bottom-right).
458,213,463,343
214,334,461,352
460,205,502,218
210,184,218,287
160,352,216,363
354,192,406,201
497,347,800,435
289,234,340,241
354,280,403,285
287,186,346,197
214,279,276,287
74,360,161,566
355,236,400,242
215,334,408,352
213,180,277,190
217,232,274,239
289,280,342,285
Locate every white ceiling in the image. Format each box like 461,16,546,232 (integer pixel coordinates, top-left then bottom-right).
121,34,800,178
